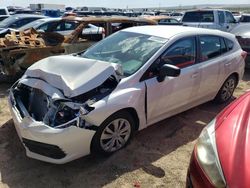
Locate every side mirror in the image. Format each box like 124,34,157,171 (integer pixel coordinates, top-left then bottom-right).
157,64,181,82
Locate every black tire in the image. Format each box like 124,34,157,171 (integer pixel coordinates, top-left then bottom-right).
214,75,237,103
91,111,135,156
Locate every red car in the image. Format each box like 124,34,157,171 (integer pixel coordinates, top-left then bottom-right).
187,91,250,188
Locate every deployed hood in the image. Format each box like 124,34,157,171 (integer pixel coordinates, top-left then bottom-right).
24,55,123,98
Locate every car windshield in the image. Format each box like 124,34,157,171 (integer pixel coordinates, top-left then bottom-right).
0,16,18,28
19,19,46,30
81,31,166,76
182,11,214,22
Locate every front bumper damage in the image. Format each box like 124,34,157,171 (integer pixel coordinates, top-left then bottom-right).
8,80,97,164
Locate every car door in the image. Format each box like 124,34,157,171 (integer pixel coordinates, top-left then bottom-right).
144,37,201,125
218,10,227,31
194,35,222,101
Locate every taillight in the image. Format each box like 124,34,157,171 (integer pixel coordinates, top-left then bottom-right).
241,51,247,59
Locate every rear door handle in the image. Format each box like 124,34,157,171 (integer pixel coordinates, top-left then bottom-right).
225,62,232,66
191,72,199,78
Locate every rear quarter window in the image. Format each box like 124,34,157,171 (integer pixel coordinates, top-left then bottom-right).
225,38,234,51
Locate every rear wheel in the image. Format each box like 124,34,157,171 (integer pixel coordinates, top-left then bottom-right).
214,75,237,103
91,111,135,155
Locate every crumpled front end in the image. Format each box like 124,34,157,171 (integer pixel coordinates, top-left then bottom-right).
9,70,119,163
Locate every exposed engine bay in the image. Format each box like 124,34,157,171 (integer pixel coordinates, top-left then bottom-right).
12,76,118,129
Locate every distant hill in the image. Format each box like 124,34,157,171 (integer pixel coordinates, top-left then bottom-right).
134,4,250,12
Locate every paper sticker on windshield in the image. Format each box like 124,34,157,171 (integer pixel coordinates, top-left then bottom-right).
148,36,168,43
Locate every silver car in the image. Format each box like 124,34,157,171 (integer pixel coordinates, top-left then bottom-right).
19,17,104,36
9,26,245,164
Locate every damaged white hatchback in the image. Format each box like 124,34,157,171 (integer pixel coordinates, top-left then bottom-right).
9,26,245,164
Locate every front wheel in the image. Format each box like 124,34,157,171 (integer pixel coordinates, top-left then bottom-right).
214,75,237,103
91,111,135,155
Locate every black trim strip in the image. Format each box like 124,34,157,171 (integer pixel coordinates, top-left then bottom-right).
22,138,66,159
144,82,148,123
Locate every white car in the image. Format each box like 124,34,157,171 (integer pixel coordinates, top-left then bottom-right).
19,17,104,37
9,26,245,164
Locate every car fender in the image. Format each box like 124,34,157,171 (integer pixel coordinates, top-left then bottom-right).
83,84,147,130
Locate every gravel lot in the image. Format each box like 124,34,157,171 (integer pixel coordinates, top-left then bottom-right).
0,69,250,188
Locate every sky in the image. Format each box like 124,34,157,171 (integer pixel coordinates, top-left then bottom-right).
1,0,250,9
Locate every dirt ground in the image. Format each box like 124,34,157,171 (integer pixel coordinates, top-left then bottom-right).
0,69,250,188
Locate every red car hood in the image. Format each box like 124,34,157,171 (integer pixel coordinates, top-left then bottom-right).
215,91,250,187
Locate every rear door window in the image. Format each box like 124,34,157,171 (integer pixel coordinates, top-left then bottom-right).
38,22,58,32
64,21,78,30
199,36,221,61
225,38,234,51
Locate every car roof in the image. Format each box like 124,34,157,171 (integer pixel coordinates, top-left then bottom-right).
35,17,62,22
185,9,229,12
12,14,46,18
63,16,157,25
123,25,235,39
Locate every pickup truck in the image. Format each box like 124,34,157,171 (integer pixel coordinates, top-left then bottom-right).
181,9,238,32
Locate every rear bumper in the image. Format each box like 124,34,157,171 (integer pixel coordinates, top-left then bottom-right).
8,88,96,164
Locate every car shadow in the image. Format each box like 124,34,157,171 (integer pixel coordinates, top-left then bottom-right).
0,99,233,188
243,68,250,81
0,83,9,98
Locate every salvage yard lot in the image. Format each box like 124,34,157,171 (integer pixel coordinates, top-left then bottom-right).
0,69,250,188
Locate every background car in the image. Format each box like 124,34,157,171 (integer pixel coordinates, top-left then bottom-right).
0,15,9,22
8,26,245,164
158,18,181,25
19,17,105,37
170,12,183,21
0,14,45,33
238,14,250,23
145,15,181,25
230,23,250,68
182,9,237,31
186,91,250,188
0,7,9,15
